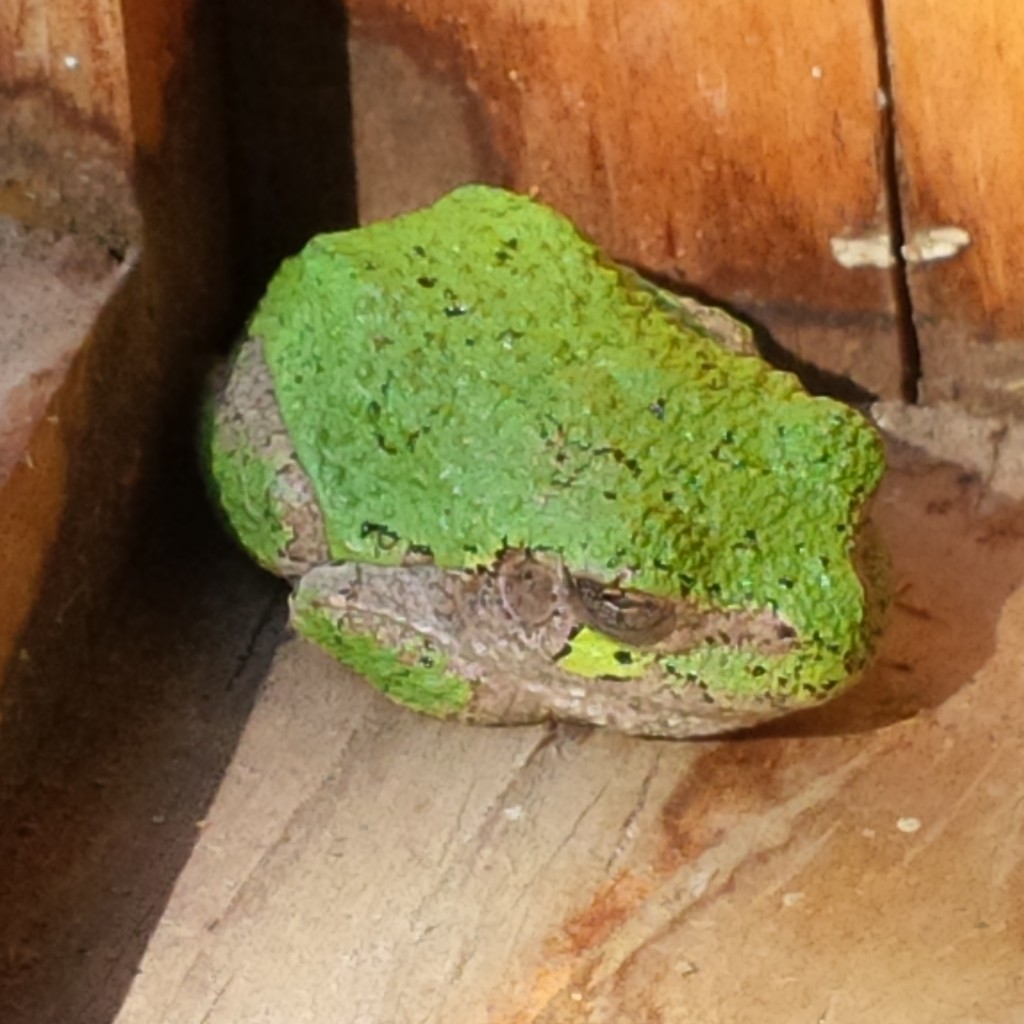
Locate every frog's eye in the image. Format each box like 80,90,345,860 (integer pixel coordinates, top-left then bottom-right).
569,575,676,647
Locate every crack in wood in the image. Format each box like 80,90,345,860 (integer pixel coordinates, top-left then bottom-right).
869,0,922,403
605,753,662,873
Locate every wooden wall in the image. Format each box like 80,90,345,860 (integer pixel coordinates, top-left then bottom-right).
3,0,1024,780
0,0,135,246
348,0,1024,413
0,0,132,142
347,0,903,397
888,0,1024,411
7,0,1023,409
0,0,237,791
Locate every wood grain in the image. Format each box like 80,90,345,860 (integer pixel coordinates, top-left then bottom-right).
0,0,132,144
888,0,1024,334
348,0,905,394
887,0,1024,411
0,0,239,795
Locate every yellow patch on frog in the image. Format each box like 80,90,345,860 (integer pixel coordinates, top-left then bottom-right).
559,627,657,679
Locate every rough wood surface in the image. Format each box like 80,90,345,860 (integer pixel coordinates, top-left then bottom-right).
0,0,239,794
4,409,1024,1023
0,0,137,246
0,0,131,142
887,0,1024,413
114,435,1024,1023
888,0,1024,334
0,219,125,747
348,0,904,397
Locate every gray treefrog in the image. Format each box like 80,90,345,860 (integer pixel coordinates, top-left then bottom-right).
204,185,886,738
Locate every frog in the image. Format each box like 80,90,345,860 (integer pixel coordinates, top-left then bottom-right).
203,184,886,738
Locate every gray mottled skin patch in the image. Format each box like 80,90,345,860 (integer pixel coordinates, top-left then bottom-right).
293,550,806,738
212,338,330,575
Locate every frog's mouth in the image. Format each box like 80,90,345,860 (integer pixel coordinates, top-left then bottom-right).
495,548,798,656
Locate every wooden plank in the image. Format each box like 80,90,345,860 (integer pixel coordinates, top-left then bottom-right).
0,0,137,246
0,1,48,88
0,221,125,716
0,0,237,793
89,428,1024,1024
0,0,132,144
348,0,905,396
886,0,1024,412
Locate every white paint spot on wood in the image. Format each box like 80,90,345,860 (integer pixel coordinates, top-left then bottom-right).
830,231,895,269
902,225,972,264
